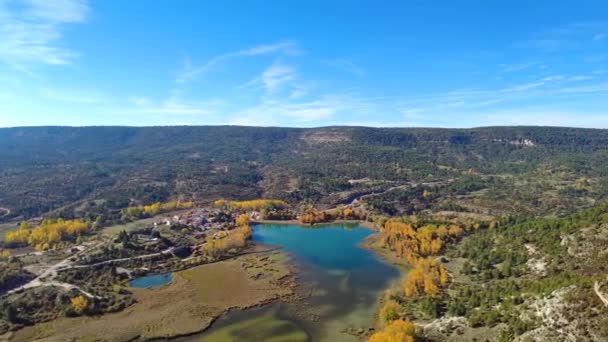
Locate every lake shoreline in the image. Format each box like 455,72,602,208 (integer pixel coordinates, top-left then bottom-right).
10,222,401,342
252,218,378,230
201,222,403,341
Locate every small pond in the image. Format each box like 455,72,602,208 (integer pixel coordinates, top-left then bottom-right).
129,272,173,288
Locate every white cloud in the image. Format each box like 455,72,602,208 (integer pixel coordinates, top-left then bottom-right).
594,33,607,41
176,41,300,83
506,81,547,92
239,60,309,98
238,41,301,56
261,63,295,92
240,61,298,94
0,0,89,67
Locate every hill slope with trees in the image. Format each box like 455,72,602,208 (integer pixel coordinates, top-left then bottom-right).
1,125,608,221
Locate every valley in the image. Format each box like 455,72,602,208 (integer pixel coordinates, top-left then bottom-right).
1,126,608,341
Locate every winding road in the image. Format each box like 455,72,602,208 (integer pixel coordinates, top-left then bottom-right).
58,247,176,271
348,179,453,205
0,207,10,217
594,277,608,307
6,243,102,298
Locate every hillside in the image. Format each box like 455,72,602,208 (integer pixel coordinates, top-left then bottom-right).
370,200,608,341
1,126,608,221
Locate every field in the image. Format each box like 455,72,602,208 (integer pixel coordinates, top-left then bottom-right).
101,209,192,236
8,251,294,341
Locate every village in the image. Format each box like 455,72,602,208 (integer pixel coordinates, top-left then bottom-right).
151,207,263,240
0,200,291,298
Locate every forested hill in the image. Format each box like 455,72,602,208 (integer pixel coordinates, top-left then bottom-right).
1,125,608,220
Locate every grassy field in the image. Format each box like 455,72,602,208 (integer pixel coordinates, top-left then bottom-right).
101,219,155,236
101,209,190,236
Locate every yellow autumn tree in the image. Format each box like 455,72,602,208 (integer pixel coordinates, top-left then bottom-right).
236,213,250,227
299,210,332,224
199,224,252,259
402,257,448,298
5,221,31,244
123,200,193,218
5,219,90,250
379,300,401,325
27,219,90,250
213,199,287,211
70,295,88,315
369,319,416,342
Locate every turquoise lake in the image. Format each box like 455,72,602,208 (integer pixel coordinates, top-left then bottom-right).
190,223,401,342
129,272,173,288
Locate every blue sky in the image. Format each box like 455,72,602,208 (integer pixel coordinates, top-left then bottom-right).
1,0,607,128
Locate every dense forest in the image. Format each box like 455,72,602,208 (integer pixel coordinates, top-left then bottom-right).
1,125,608,221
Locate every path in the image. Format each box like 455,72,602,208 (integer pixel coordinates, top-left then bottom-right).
348,179,453,205
31,281,101,299
59,247,176,271
5,242,177,298
5,242,101,297
594,276,608,307
0,207,10,217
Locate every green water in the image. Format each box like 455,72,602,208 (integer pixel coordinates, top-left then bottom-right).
189,223,400,342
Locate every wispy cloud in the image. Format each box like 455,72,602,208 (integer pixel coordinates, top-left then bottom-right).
324,58,366,76
567,75,593,82
128,93,219,115
260,62,295,92
241,60,298,93
229,94,373,126
517,21,608,52
175,41,300,83
395,72,608,124
0,0,89,68
499,61,540,73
